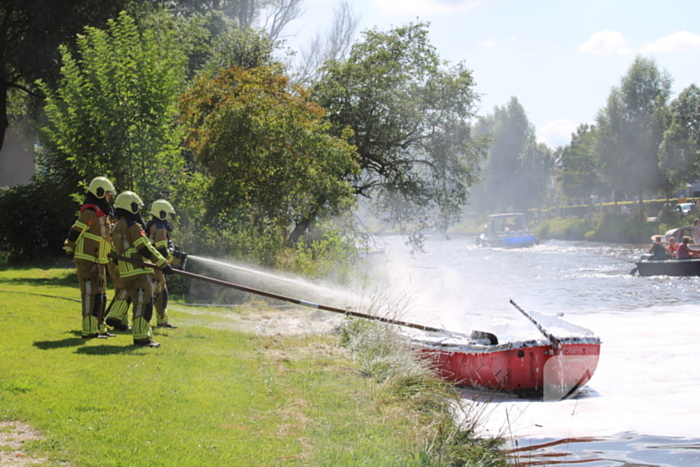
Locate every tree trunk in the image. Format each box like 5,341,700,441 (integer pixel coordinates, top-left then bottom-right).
286,217,314,247
0,80,8,153
286,197,327,246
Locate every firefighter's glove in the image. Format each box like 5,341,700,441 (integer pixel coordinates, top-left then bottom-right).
162,264,174,275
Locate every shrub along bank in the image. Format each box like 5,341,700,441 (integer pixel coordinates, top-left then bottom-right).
0,266,507,467
534,212,689,244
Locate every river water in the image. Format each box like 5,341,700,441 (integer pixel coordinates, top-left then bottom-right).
360,236,700,467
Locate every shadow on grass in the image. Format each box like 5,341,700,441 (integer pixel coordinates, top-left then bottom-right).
3,273,77,288
33,339,142,355
33,331,136,354
33,338,85,350
75,345,139,355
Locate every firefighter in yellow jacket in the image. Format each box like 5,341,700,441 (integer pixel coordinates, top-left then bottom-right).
146,199,183,328
111,191,173,347
64,176,116,339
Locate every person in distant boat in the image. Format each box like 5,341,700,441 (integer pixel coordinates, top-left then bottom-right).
675,237,698,259
666,237,679,259
648,236,669,260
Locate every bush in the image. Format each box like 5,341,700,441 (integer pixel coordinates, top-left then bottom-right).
537,212,660,243
0,178,77,264
535,217,594,241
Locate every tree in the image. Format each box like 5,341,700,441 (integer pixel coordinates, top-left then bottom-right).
473,97,551,212
200,26,280,74
39,12,187,201
312,22,487,246
595,56,672,214
151,0,303,41
659,84,700,191
294,1,360,86
179,65,359,261
560,124,601,202
0,0,131,152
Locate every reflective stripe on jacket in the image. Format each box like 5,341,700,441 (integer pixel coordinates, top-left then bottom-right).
68,208,112,264
112,218,168,279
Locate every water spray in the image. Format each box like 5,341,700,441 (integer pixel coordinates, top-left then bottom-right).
108,252,489,341
186,254,345,298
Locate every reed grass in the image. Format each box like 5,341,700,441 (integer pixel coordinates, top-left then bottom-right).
0,266,506,466
339,319,507,466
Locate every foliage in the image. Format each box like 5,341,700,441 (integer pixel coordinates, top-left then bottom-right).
559,124,605,201
129,5,230,79
0,0,131,151
536,212,658,243
0,176,77,264
312,22,487,248
659,84,700,189
473,97,553,212
179,65,359,263
199,26,281,75
39,11,187,201
594,56,672,211
153,0,303,42
535,216,594,241
280,220,359,281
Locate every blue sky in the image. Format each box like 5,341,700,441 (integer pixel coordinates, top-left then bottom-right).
281,0,700,148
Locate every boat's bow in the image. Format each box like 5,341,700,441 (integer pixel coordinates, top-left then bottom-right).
409,312,601,399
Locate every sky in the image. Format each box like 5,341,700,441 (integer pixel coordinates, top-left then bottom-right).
281,0,700,148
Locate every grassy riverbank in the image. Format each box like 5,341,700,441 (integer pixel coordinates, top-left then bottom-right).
0,266,506,466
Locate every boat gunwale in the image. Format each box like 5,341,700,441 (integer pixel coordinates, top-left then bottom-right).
410,336,602,354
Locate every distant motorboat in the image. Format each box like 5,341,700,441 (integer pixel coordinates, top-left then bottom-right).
477,213,539,248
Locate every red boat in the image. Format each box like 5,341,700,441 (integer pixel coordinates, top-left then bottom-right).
417,335,601,398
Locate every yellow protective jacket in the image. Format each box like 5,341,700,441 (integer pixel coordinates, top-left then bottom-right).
112,217,168,279
64,204,112,264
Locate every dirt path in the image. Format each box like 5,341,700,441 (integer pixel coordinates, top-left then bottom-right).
0,422,47,466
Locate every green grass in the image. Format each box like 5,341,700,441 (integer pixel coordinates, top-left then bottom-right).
0,266,506,466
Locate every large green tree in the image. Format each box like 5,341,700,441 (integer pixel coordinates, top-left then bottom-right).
39,12,187,201
473,97,552,212
560,124,602,202
179,65,359,261
0,0,132,152
312,22,487,245
659,84,700,191
595,56,671,213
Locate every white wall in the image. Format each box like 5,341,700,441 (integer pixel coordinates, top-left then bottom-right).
0,127,35,187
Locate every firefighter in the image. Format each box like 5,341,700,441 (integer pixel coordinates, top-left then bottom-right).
146,199,185,328
64,176,116,339
111,191,173,347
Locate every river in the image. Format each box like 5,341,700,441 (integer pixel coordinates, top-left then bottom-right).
361,236,700,467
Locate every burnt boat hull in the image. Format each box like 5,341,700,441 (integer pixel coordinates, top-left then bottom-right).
635,258,700,277
420,339,601,397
